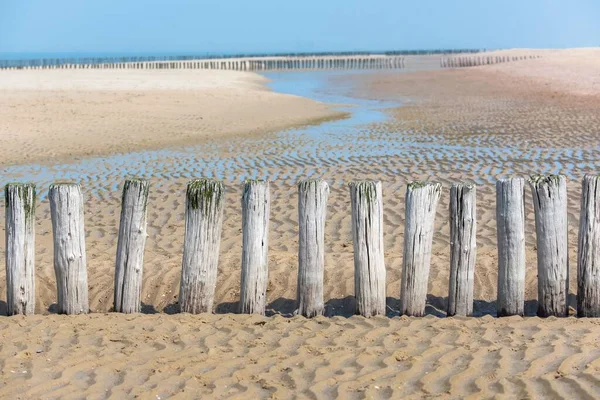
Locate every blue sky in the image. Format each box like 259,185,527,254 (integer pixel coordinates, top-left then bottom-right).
0,0,598,55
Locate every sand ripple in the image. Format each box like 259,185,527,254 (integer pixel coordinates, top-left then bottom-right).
0,314,599,398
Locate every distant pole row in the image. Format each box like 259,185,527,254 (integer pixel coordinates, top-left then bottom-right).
5,175,600,318
0,56,405,71
3,49,479,69
440,54,542,68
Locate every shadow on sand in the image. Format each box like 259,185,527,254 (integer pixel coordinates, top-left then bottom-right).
57,293,577,318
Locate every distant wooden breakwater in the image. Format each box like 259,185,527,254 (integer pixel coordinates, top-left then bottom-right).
0,55,405,71
441,54,542,68
5,175,599,318
0,48,481,70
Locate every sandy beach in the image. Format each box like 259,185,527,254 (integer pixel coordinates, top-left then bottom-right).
0,69,346,165
1,314,600,399
1,49,600,398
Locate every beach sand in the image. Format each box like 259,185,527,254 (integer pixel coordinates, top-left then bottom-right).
1,314,599,399
0,69,346,165
1,49,600,398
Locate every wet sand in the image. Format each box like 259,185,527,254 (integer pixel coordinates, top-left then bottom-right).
1,49,600,398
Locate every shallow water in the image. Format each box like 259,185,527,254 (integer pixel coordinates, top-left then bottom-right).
264,71,598,183
0,70,401,199
1,70,598,200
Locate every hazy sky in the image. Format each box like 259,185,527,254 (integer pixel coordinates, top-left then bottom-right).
1,0,598,54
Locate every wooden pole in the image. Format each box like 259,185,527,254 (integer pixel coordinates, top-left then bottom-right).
5,183,36,315
349,181,386,317
447,183,476,317
114,178,150,313
49,183,89,314
297,179,329,317
496,178,526,316
577,175,600,317
529,174,569,317
239,180,270,315
180,179,224,314
400,181,441,316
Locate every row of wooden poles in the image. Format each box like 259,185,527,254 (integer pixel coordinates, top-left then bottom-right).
0,49,481,69
0,56,405,71
440,55,542,68
4,174,600,318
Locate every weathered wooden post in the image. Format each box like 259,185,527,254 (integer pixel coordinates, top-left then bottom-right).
577,175,600,317
5,183,36,315
180,179,224,314
447,183,477,317
400,181,441,316
297,179,329,317
239,180,270,314
349,181,386,317
114,178,150,313
529,175,568,317
49,183,89,314
496,178,526,316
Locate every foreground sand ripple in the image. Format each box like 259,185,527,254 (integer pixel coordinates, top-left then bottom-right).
0,314,599,399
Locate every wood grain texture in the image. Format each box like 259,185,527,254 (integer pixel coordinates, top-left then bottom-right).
4,183,36,315
529,174,569,317
240,180,270,315
297,179,329,317
577,175,600,317
448,183,476,317
49,183,89,315
114,178,150,313
496,178,526,317
400,181,441,317
180,179,224,314
349,181,386,317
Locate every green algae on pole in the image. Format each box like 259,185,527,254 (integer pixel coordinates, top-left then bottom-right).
49,182,89,315
5,183,36,315
401,181,441,317
114,178,150,313
180,179,225,314
239,180,270,315
349,180,386,317
529,174,568,317
297,179,329,317
186,178,224,213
